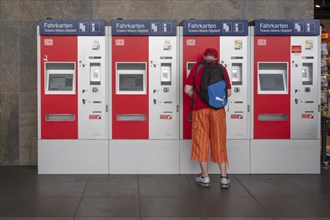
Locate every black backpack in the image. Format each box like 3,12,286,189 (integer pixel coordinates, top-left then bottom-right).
193,61,228,109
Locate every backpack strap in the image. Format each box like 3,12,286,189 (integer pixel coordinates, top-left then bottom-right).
194,63,204,80
193,63,204,93
190,63,204,110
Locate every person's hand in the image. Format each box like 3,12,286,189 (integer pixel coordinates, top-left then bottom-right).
185,85,194,98
227,89,232,97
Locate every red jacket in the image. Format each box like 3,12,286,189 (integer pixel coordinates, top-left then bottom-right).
186,61,231,111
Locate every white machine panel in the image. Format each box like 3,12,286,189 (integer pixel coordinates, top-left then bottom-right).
78,36,108,139
251,140,320,173
149,36,179,139
290,36,320,139
109,140,180,174
220,36,250,140
38,140,108,174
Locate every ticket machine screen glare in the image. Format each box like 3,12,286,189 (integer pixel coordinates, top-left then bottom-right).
231,63,242,86
259,74,285,91
302,63,313,85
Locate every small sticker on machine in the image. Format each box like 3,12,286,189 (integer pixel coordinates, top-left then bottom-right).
44,39,53,46
186,39,196,46
291,45,302,53
115,39,125,46
257,39,266,46
160,114,172,119
302,114,314,119
89,114,102,119
231,114,243,119
234,39,242,50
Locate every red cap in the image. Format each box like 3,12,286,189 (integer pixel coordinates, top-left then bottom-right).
203,48,218,58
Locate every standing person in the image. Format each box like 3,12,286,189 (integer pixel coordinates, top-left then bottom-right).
184,48,232,188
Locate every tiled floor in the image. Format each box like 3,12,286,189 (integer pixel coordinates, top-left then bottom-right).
0,166,329,220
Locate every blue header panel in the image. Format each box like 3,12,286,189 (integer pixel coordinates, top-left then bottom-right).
111,20,177,36
39,19,105,36
254,20,320,36
183,20,248,36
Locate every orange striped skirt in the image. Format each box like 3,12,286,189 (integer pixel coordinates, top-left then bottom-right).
191,108,228,164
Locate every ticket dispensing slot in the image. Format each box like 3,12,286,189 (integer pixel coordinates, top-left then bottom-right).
258,62,288,94
116,114,146,121
45,114,75,121
302,63,313,86
45,62,75,94
231,63,242,86
161,63,172,85
90,63,101,85
258,114,288,121
116,63,146,94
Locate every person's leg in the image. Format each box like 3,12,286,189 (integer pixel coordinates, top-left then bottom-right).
191,109,211,186
210,109,231,188
218,163,227,177
199,162,209,177
191,109,210,166
209,108,229,174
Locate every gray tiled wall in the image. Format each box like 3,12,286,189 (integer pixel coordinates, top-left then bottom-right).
0,0,314,165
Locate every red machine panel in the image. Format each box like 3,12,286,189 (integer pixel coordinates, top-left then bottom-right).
253,36,291,139
40,36,78,139
182,36,219,139
112,36,149,139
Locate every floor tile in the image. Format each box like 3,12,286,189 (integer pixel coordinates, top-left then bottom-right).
139,174,189,183
258,198,330,218
75,218,139,220
207,218,273,220
140,198,203,218
36,174,89,182
5,218,73,220
274,217,330,220
234,174,288,183
273,218,330,220
200,197,271,218
0,195,25,217
84,182,139,197
89,174,138,184
25,178,87,198
291,180,330,208
0,181,34,198
10,197,80,218
76,198,140,218
139,181,193,198
141,218,205,220
241,181,310,199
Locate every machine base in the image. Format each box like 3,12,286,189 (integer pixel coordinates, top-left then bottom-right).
179,140,250,174
251,139,320,174
109,140,180,174
38,140,108,174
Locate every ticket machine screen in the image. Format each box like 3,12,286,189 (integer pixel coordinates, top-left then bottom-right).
259,74,285,91
119,74,144,91
48,73,74,91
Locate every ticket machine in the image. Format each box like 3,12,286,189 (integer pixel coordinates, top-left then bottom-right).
249,20,321,173
37,19,109,173
179,20,250,173
109,20,180,173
